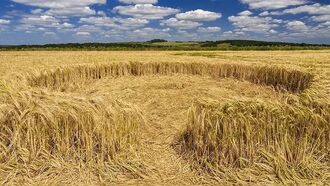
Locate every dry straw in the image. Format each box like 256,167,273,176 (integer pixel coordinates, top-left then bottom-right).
26,61,313,92
177,98,330,184
0,60,324,184
0,81,144,165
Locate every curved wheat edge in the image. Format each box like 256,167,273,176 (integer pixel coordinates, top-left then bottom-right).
26,61,314,93
0,61,320,184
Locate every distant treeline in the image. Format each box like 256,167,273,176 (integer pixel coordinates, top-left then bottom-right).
201,40,330,47
1,40,330,51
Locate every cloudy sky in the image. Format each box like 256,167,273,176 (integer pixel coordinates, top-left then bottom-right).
0,0,330,45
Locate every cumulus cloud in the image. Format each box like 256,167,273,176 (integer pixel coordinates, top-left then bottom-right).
0,19,10,24
46,6,96,16
161,18,202,30
61,23,74,28
117,17,149,28
11,0,105,17
31,8,43,14
321,21,330,26
0,19,10,32
286,20,309,31
228,13,282,33
197,27,221,33
281,3,330,15
76,31,91,36
80,17,115,26
16,14,75,34
21,15,59,25
119,0,158,4
239,0,307,10
113,4,179,19
311,15,330,22
11,0,106,9
76,25,103,33
129,27,170,40
80,16,149,30
238,10,253,16
43,31,56,36
176,9,221,22
259,11,269,16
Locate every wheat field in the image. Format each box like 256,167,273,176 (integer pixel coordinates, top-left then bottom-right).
0,51,329,185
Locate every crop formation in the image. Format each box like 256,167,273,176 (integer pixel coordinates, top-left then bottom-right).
0,51,329,185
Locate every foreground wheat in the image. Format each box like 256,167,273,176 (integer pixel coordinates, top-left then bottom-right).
0,81,145,184
177,97,330,184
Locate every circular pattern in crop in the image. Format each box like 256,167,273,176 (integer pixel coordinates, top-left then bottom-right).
1,59,329,185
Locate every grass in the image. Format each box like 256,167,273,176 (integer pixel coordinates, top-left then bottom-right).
0,50,329,185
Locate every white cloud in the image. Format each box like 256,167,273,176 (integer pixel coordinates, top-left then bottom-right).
279,21,330,40
269,29,278,34
21,15,59,25
119,0,158,4
0,19,10,24
228,13,282,33
312,15,330,22
161,18,202,30
286,20,309,31
175,30,198,40
14,24,36,32
31,8,43,14
176,9,221,22
223,31,233,35
282,3,330,15
239,0,307,10
15,12,76,34
62,22,74,28
11,0,105,17
80,16,149,30
102,27,171,41
321,21,330,26
43,31,56,37
46,6,96,16
11,0,106,9
197,27,221,33
80,17,116,27
238,10,253,16
259,11,269,16
76,31,91,36
113,4,179,20
129,27,170,40
76,25,103,33
117,17,149,28
97,11,106,17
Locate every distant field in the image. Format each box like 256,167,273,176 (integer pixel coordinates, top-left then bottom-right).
0,51,329,185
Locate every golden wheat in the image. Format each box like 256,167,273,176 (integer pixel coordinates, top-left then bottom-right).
0,51,329,185
26,61,313,92
177,98,330,184
0,80,146,184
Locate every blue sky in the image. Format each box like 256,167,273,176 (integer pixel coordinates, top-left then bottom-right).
0,0,330,45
